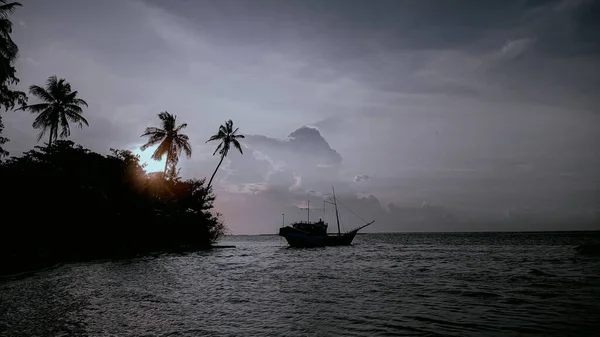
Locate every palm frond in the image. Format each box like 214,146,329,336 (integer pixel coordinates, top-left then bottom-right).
28,85,54,102
151,138,171,161
35,128,47,142
158,111,172,121
140,133,165,151
32,109,54,129
63,91,88,107
212,142,223,156
175,123,187,132
140,127,165,138
0,2,22,18
64,103,83,114
157,111,176,132
61,80,71,93
206,130,226,143
232,139,243,154
71,98,88,107
234,134,245,139
182,141,192,158
65,109,88,127
45,75,58,90
175,135,192,158
19,102,49,113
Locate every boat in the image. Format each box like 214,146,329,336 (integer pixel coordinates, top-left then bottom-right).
278,187,374,248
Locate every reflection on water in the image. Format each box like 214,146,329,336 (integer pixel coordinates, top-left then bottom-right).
2,232,600,336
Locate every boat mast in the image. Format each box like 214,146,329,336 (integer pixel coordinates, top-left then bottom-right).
307,200,310,223
282,213,285,227
333,186,341,236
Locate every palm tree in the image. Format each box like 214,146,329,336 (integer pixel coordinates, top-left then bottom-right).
1,1,26,158
140,111,192,176
1,1,26,110
19,76,88,146
0,1,21,63
206,119,244,189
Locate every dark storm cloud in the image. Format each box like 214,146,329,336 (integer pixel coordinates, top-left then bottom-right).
532,0,600,57
145,0,541,52
4,0,599,233
145,0,600,110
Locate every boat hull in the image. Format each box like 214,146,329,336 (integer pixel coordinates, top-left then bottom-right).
279,227,357,248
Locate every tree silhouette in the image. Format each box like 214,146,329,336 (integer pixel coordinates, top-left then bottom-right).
206,119,244,189
0,0,27,158
0,141,224,275
140,111,192,176
19,76,88,146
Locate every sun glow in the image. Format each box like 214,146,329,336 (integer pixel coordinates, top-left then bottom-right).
134,146,166,173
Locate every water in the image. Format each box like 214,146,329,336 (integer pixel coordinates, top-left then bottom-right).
1,232,600,336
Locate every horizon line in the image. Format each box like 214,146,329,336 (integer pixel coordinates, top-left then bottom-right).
228,229,600,236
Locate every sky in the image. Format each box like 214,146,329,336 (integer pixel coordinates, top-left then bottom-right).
3,0,600,233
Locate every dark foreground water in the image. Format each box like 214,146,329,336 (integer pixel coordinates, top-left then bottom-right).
1,232,600,337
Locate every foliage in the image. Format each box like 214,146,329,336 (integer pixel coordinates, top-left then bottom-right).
19,76,88,145
0,117,8,158
0,141,225,274
206,119,245,188
0,1,27,158
140,111,192,175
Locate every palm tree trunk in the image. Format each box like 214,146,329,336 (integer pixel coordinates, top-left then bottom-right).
207,153,225,189
48,131,52,147
163,151,170,177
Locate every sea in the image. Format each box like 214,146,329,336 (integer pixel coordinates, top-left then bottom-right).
1,232,600,337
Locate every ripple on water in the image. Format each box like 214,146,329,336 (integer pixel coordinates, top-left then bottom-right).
2,232,600,337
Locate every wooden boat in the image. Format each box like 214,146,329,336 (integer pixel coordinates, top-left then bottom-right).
278,187,374,248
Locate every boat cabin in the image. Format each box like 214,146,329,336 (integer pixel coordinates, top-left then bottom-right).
291,219,328,235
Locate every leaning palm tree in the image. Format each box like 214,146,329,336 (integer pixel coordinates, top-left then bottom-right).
206,119,244,189
140,111,192,176
19,75,88,146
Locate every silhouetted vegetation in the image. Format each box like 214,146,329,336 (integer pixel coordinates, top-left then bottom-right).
0,2,240,276
0,141,225,275
140,111,192,176
206,119,245,189
19,75,89,146
0,1,27,158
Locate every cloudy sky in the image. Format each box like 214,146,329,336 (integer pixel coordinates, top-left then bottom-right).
4,0,599,233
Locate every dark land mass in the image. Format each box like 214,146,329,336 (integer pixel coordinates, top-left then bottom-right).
0,141,225,276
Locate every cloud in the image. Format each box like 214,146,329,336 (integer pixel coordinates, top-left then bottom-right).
553,0,593,12
222,182,268,195
498,38,535,59
244,126,343,171
289,173,302,192
6,0,600,234
217,125,346,201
